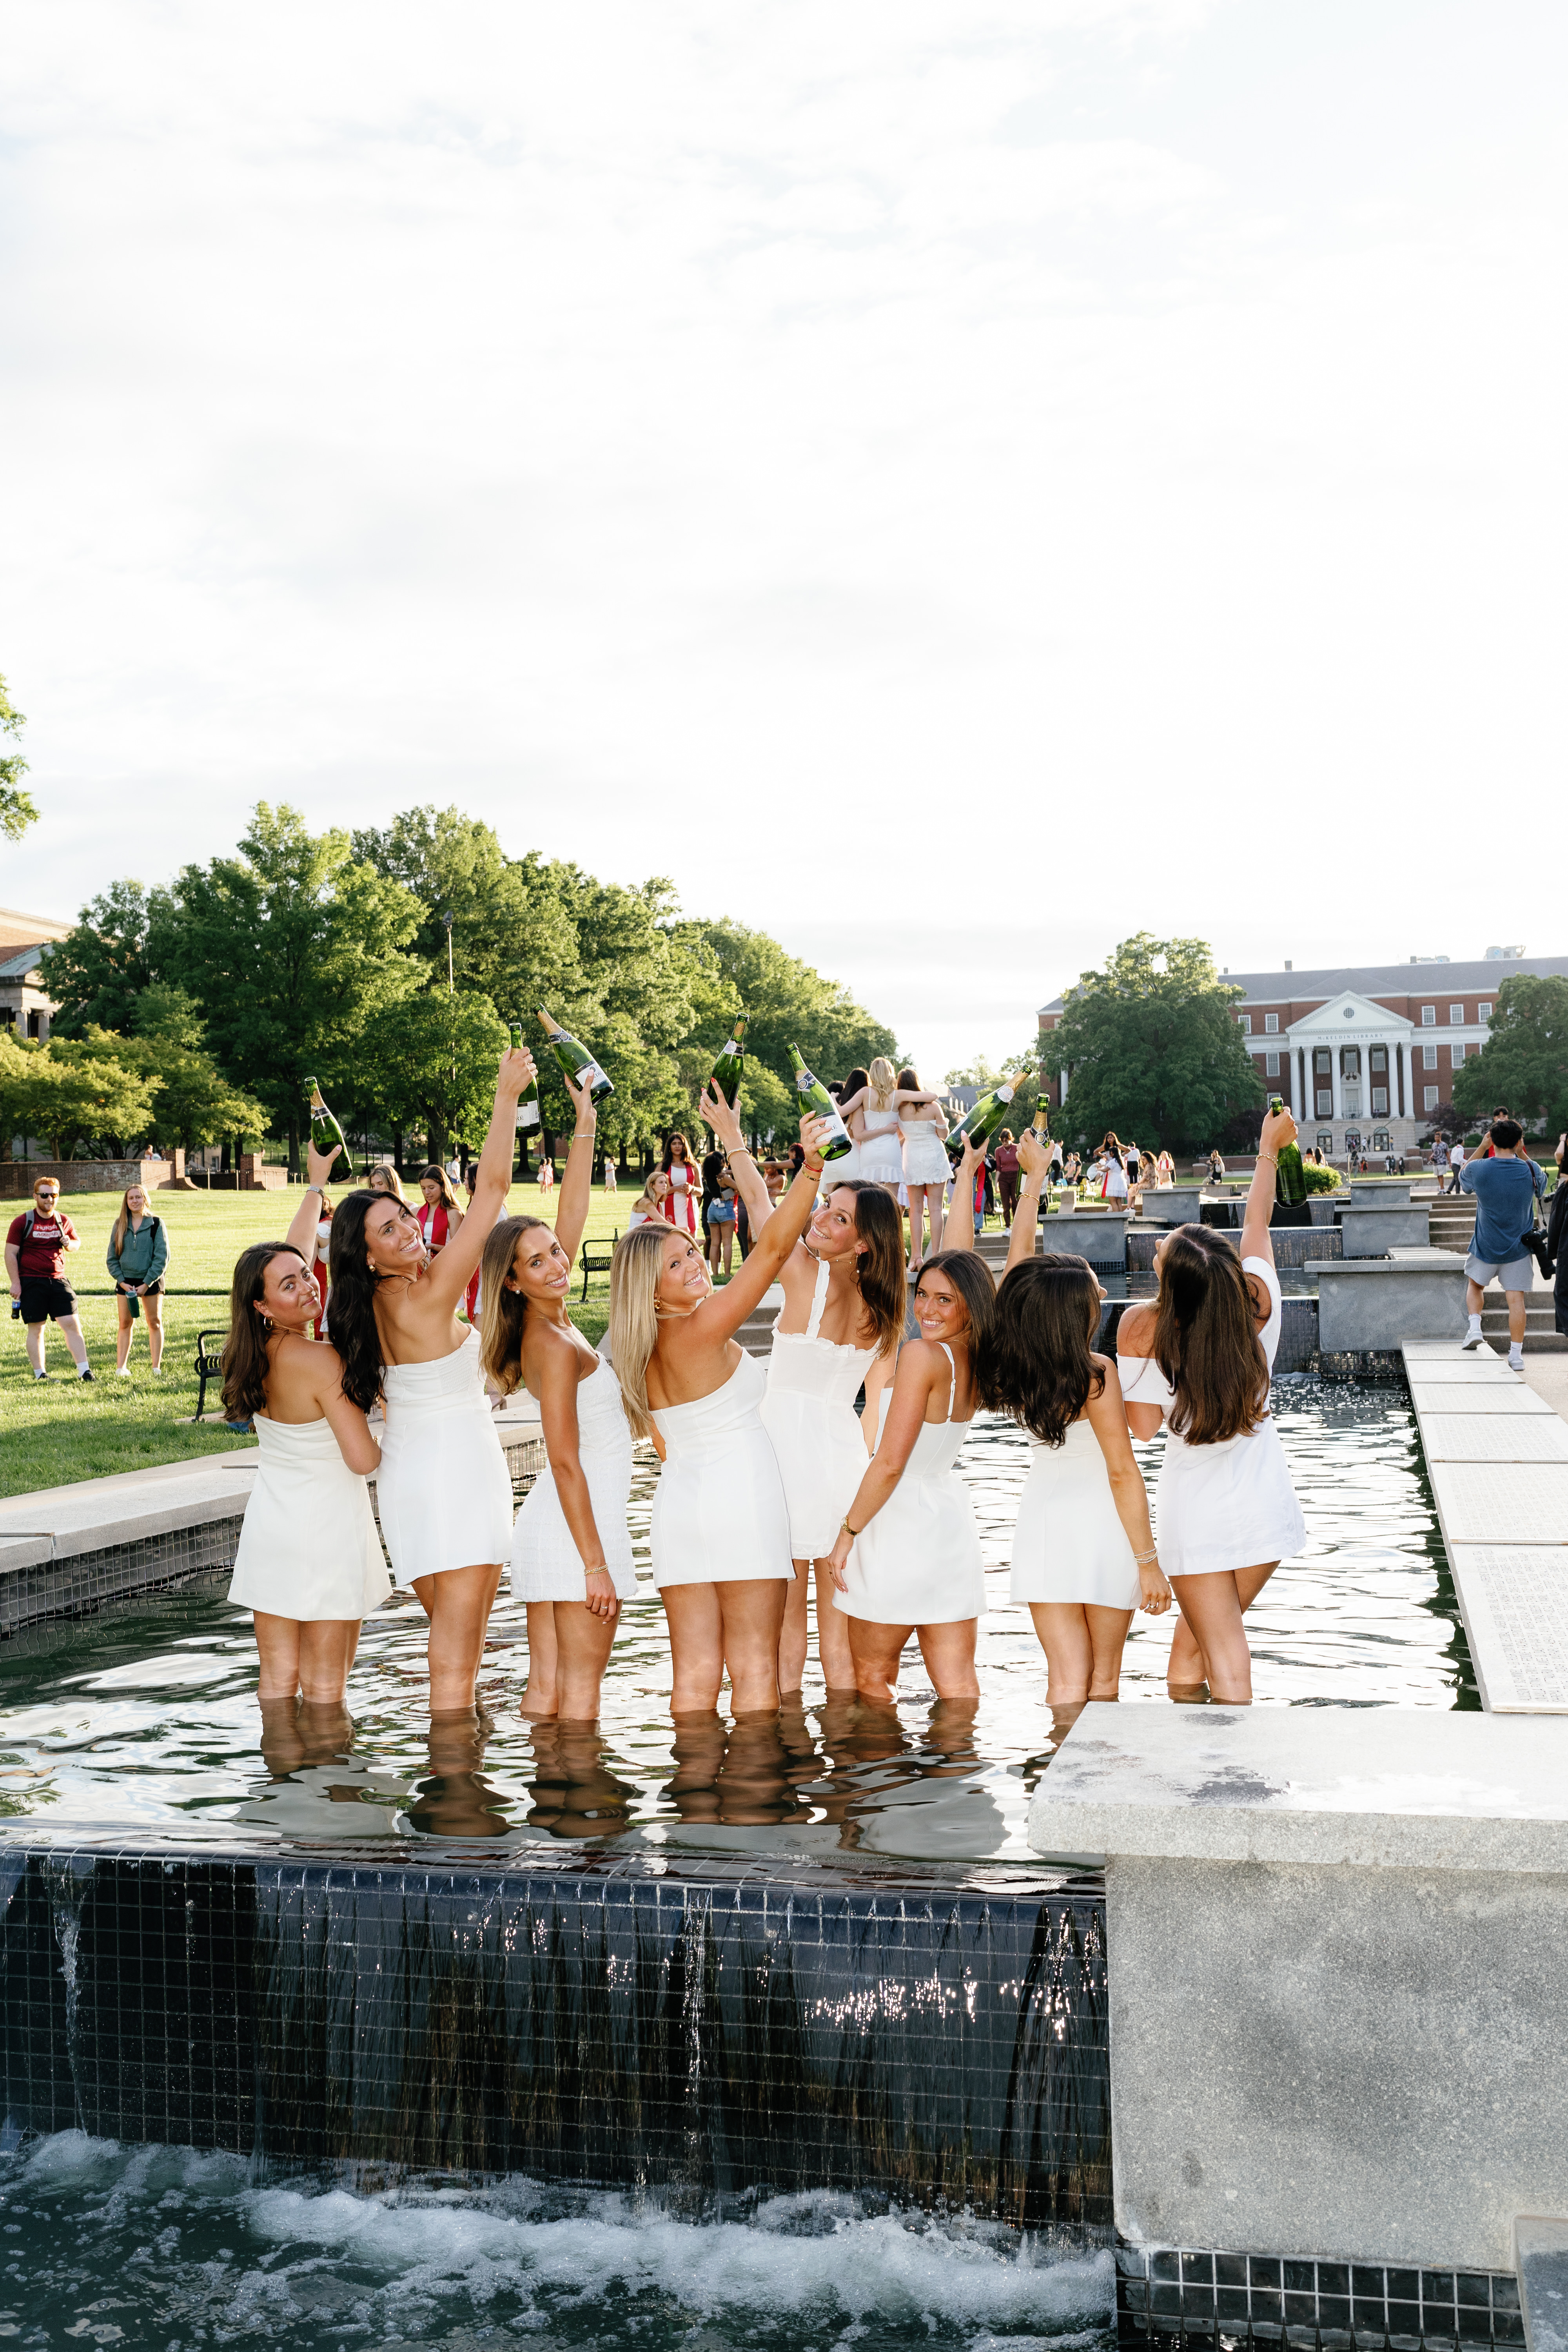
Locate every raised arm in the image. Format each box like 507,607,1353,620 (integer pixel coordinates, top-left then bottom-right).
550,1070,599,1267
942,1135,985,1254
283,1140,338,1263
682,1118,831,1344
1005,1129,1051,1275
421,1044,538,1312
701,1082,773,1234
1241,1102,1297,1268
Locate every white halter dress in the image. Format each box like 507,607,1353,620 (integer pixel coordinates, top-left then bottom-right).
228,1414,390,1621
376,1327,515,1583
1117,1256,1305,1579
512,1352,637,1602
900,1111,951,1187
857,1103,904,1185
649,1347,793,1590
1010,1419,1141,1608
759,1256,878,1559
834,1345,986,1626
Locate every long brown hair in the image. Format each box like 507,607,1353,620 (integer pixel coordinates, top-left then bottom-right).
111,1186,149,1256
418,1163,461,1213
478,1215,551,1397
915,1248,997,1349
1152,1225,1270,1444
820,1180,906,1359
977,1253,1103,1446
219,1243,307,1422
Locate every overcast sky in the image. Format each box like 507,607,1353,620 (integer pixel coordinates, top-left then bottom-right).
2,1,1564,1078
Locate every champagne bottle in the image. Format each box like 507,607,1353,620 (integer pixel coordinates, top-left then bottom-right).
537,1008,613,1104
305,1076,350,1178
1269,1094,1308,1207
710,1018,747,1108
786,1044,853,1162
510,1019,541,1134
944,1074,1035,1167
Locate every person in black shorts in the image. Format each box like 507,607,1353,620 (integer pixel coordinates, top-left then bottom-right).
5,1177,93,1380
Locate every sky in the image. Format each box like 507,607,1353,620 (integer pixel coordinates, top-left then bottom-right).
2,0,1565,1080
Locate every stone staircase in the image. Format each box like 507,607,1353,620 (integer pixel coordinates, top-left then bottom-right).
1477,1298,1566,1354
1428,1196,1477,1256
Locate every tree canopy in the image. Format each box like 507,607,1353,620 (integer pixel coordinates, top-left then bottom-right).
1048,933,1262,1155
0,675,36,844
1453,975,1568,1140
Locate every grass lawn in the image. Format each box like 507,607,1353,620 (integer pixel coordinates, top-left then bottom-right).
2,1176,635,1498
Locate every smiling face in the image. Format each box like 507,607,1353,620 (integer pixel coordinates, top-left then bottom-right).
125,1186,148,1218
913,1261,969,1347
808,1187,867,1267
656,1226,711,1311
258,1249,319,1334
508,1221,572,1307
362,1191,426,1276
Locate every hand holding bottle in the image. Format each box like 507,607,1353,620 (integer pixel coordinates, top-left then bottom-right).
954,1132,987,1189
499,1042,539,1100
1260,1103,1298,1157
563,1065,595,1128
799,1113,835,1172
1017,1129,1052,1187
701,1082,746,1154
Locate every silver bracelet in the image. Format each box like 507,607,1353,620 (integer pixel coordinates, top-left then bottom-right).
1133,1544,1159,1562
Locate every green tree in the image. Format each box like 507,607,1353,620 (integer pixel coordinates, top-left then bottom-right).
540,872,702,1164
944,1042,1042,1091
1049,933,1262,1155
0,675,36,844
1453,975,1568,1139
0,1038,155,1161
62,1024,268,1156
350,806,582,1013
373,992,509,1167
679,919,899,1144
161,803,422,1172
41,881,172,1037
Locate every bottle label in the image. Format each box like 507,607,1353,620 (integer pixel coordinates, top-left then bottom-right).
719,1042,739,1060
820,1109,850,1143
578,1060,608,1090
516,1102,540,1130
998,1085,1014,1103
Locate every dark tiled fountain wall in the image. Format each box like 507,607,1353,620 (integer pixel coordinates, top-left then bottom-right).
1114,2245,1521,2348
0,1846,1110,2226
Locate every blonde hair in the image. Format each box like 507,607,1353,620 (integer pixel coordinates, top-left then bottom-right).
608,1220,692,1441
367,1165,406,1203
478,1215,551,1397
112,1186,148,1256
868,1056,898,1110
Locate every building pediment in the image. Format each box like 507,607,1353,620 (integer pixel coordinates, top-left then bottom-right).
1285,990,1412,1042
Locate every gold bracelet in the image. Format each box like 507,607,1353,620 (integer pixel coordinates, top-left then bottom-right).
840,1513,859,1538
1257,1151,1278,1166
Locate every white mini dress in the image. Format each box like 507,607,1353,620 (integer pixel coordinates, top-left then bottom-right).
900,1113,951,1186
1118,1256,1305,1579
834,1346,986,1627
376,1327,515,1583
512,1352,637,1602
1010,1419,1140,1609
759,1256,878,1559
649,1347,793,1590
857,1104,904,1185
228,1414,390,1621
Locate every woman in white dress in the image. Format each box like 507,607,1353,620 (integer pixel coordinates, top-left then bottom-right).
723,1152,906,1695
822,1139,995,1703
896,1066,951,1270
328,1044,537,1714
837,1059,906,1203
975,1131,1170,1708
1116,1102,1307,1704
608,1097,834,1716
221,1170,389,1706
479,1069,629,1723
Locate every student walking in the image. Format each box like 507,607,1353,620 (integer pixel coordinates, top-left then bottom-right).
1447,1139,1466,1196
1461,1118,1545,1368
5,1178,93,1380
107,1183,169,1372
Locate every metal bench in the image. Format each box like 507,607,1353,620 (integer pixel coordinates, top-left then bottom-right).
194,1328,230,1423
578,1234,618,1299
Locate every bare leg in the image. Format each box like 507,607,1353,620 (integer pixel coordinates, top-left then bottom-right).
1167,1563,1279,1704
662,1583,726,1714
409,1561,505,1713
848,1617,913,1704
927,1183,945,1253
23,1321,45,1375
252,1611,304,1701
913,1618,980,1700
296,1618,361,1704
908,1186,928,1269
115,1300,134,1371
814,1567,858,1688
144,1296,165,1369
552,1598,619,1719
717,1579,788,1712
1506,1288,1527,1346
1027,1602,1134,1704
520,1598,560,1718
56,1313,89,1371
779,1563,810,1694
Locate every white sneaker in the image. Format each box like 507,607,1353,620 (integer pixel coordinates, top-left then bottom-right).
1461,1327,1485,1350
116,1366,132,1377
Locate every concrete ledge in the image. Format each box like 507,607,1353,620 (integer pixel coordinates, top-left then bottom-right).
1036,1211,1128,1262
1318,1250,1468,1349
1338,1204,1431,1254
1516,2218,1568,2352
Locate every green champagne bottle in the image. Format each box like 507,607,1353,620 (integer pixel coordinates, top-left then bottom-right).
537,1007,613,1104
710,1018,747,1107
510,1019,541,1136
1269,1093,1308,1206
944,1074,1034,1167
305,1076,350,1178
786,1044,853,1162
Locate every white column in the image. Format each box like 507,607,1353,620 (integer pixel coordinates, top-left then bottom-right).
1396,1038,1407,1123
1060,1066,1069,1106
1331,1042,1343,1125
1301,1046,1311,1126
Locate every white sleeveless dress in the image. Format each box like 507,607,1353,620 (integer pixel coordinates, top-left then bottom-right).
1118,1256,1305,1578
376,1327,515,1583
1010,1419,1140,1608
759,1256,878,1559
857,1103,904,1185
900,1112,951,1187
834,1345,986,1626
649,1348,793,1590
512,1352,637,1602
228,1414,391,1621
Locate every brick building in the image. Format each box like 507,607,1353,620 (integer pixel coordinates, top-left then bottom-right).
0,904,70,1041
1038,953,1568,1159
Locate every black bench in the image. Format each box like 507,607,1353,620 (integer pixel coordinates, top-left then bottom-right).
194,1328,232,1424
578,1234,618,1299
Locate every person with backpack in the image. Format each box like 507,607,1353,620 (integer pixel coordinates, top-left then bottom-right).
6,1176,94,1381
107,1182,171,1373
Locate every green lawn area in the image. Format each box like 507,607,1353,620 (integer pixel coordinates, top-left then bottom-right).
2,1176,633,1498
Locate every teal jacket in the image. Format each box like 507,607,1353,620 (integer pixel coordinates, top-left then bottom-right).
105,1214,169,1290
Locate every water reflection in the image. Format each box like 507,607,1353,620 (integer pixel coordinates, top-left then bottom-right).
0,1384,1476,1861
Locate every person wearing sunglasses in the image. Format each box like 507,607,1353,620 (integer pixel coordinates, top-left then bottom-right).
5,1177,93,1380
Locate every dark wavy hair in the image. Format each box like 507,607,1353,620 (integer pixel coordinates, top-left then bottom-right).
325,1188,408,1412
913,1247,997,1349
417,1163,461,1212
820,1179,907,1359
219,1242,308,1422
1152,1225,1270,1445
977,1252,1103,1446
478,1214,551,1397
835,1067,868,1103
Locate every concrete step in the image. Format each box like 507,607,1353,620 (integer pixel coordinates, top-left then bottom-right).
1477,1305,1565,1353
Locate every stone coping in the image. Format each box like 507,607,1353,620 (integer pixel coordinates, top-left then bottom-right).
1025,1702,1568,1871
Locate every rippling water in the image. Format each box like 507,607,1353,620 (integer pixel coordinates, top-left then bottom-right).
0,1383,1471,1863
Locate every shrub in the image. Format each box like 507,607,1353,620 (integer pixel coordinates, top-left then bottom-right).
1303,1162,1341,1193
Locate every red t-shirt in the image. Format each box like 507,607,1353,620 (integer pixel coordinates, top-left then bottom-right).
7,1210,77,1281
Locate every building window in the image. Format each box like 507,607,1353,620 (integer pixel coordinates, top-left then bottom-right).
1316,1089,1333,1118
1449,1004,1464,1024
1314,1047,1332,1076
1480,1001,1492,1021
1316,1131,1334,1154
1423,1043,1437,1069
1421,1006,1436,1025
1265,1051,1281,1076
1451,1042,1465,1068
1372,1129,1390,1152
1372,1088,1388,1115
1370,1046,1387,1073
25,1011,42,1039
1424,1086,1439,1111
1237,1014,1252,1034
1264,1013,1279,1035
